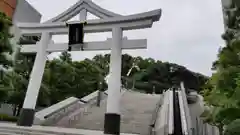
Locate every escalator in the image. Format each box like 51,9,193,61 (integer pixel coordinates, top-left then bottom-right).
155,88,189,135
173,89,183,135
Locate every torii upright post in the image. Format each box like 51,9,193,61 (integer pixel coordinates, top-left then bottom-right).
17,32,52,126
104,27,123,135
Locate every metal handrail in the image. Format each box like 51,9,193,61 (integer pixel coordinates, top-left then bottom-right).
168,90,174,135
44,100,80,119
148,95,163,135
178,90,189,135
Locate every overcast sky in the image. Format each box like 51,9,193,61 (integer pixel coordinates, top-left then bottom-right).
26,0,225,76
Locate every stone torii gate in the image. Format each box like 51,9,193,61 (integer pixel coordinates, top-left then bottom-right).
14,0,161,134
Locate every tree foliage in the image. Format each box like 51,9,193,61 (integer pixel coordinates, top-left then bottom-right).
201,1,240,135
93,54,207,94
0,50,207,117
0,11,14,107
225,119,240,135
0,12,13,69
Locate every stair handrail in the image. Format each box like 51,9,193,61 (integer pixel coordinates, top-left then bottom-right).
178,90,189,135
34,97,83,125
180,82,193,135
34,89,108,125
148,93,163,135
65,91,109,127
168,89,174,135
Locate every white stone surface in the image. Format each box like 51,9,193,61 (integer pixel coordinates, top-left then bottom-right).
188,95,219,135
34,97,82,122
81,90,101,103
154,91,170,135
73,91,160,135
22,33,52,110
81,90,108,103
34,90,108,125
106,27,123,114
54,90,110,127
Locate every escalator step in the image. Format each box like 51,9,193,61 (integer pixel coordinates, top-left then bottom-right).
173,90,183,135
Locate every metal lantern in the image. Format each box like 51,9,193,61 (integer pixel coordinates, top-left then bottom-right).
67,22,87,51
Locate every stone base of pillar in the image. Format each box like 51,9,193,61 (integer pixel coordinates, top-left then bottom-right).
104,113,121,135
17,108,35,126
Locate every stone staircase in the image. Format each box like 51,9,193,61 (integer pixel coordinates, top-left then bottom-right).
0,90,161,135
73,90,161,135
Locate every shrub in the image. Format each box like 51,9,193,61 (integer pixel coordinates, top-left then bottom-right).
0,114,18,122
224,119,240,135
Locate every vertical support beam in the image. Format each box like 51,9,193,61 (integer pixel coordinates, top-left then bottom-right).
17,32,52,126
104,27,122,135
79,9,87,21
96,90,101,107
152,85,156,94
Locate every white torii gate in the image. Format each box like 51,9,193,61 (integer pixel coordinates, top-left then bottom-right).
14,0,161,134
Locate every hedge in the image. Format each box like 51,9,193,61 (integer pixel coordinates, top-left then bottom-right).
0,114,18,122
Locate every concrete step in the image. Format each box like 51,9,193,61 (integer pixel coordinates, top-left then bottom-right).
0,123,139,135
73,90,161,135
0,128,56,135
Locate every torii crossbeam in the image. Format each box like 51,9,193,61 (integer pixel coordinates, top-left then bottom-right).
16,9,160,35
20,38,147,53
14,0,162,134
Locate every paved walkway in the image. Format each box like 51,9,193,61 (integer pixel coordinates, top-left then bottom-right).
0,123,138,135
73,91,161,135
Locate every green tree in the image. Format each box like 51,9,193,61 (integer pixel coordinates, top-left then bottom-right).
225,119,240,135
201,1,240,134
0,12,14,105
42,53,104,104
0,12,14,69
59,51,72,63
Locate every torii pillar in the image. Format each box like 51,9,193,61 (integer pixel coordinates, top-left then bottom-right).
104,27,122,135
17,32,52,126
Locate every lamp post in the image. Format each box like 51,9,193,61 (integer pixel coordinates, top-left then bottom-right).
126,63,140,90
169,66,174,90
97,81,102,107
153,85,156,94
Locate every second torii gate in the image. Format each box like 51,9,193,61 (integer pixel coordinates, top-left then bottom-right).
14,0,161,134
